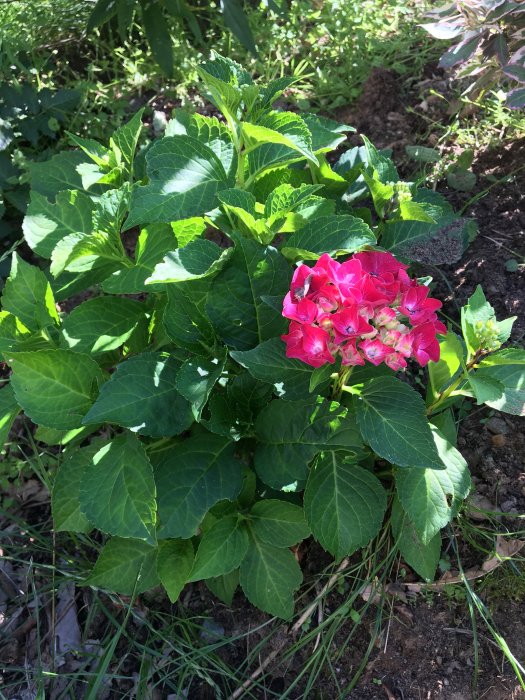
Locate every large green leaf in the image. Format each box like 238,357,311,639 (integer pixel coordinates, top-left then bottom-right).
49,230,125,278
140,0,173,76
27,151,89,200
206,237,289,350
146,239,232,284
102,223,177,294
188,516,249,582
23,190,95,258
230,337,330,400
475,364,525,416
61,297,146,354
391,497,440,582
7,349,104,429
254,396,363,489
239,537,302,619
156,539,194,603
83,353,193,437
304,453,387,559
165,112,237,184
221,0,257,54
302,113,354,153
79,433,156,543
246,112,317,179
395,427,471,544
281,214,375,260
163,281,217,354
154,433,243,539
85,538,159,595
125,136,233,229
1,254,59,332
250,500,310,547
206,569,239,605
0,312,33,354
0,384,20,452
382,214,471,265
355,377,445,470
52,442,100,533
175,352,226,419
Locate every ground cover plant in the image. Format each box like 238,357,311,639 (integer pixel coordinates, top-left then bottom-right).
1,54,523,631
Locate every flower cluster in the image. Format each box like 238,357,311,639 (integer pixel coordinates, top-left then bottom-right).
281,251,446,370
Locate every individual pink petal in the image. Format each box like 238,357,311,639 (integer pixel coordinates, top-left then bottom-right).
282,292,318,324
359,338,391,365
385,352,407,371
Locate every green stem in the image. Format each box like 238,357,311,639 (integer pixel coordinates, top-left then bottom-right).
426,349,487,415
332,366,353,402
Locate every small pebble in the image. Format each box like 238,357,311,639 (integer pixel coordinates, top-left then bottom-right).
485,417,508,435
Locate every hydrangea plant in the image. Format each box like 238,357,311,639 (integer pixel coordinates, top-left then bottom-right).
0,54,522,619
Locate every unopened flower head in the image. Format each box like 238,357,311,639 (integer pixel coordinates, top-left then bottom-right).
281,251,446,369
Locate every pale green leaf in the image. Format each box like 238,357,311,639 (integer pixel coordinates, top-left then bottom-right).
391,497,440,582
146,239,233,284
250,500,310,547
52,442,100,533
281,214,375,261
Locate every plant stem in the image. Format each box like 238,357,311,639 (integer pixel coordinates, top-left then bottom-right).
332,366,353,401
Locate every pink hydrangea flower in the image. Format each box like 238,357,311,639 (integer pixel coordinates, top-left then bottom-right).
281,251,446,370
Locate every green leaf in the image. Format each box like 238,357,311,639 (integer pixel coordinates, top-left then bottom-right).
61,297,146,354
7,349,104,429
204,372,273,439
391,497,440,582
83,353,193,437
172,217,207,248
395,427,471,544
302,113,354,153
405,145,441,164
243,115,318,166
304,453,387,559
28,151,89,200
188,516,249,582
156,539,194,603
206,569,239,605
1,254,59,332
231,337,330,400
140,0,173,76
87,0,118,31
23,190,95,258
163,281,216,354
79,433,156,543
102,223,177,294
197,52,250,117
84,538,159,596
175,353,226,420
264,183,323,220
239,537,302,619
355,377,445,470
281,214,375,261
154,433,243,539
250,500,310,547
52,443,99,533
166,112,237,183
0,384,20,453
475,364,525,416
0,312,33,354
93,184,131,235
111,109,144,167
428,332,464,398
477,348,525,367
254,396,363,489
126,136,232,229
382,214,471,265
221,0,257,54
206,237,289,350
467,373,505,405
146,239,233,284
246,112,317,179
